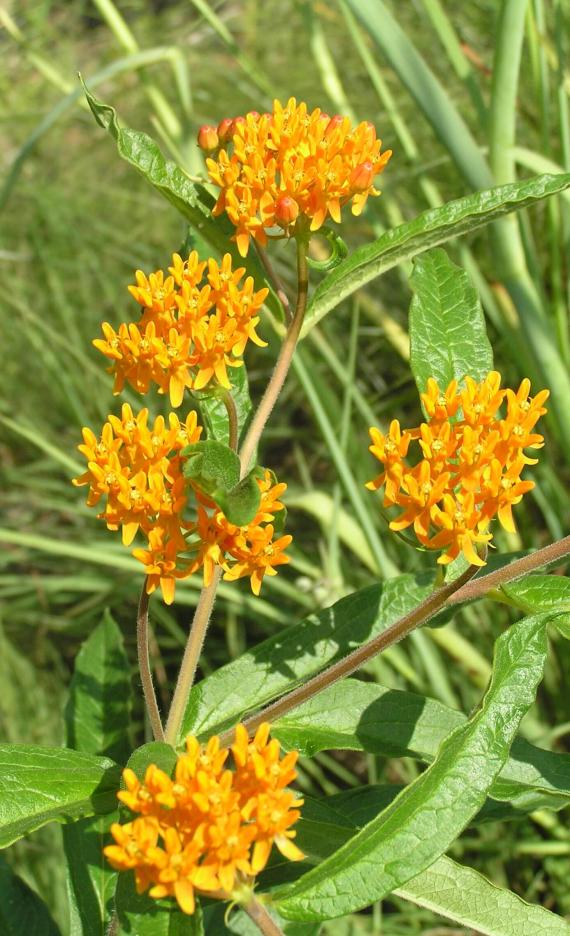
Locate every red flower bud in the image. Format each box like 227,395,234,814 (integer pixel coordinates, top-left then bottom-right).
197,125,219,152
274,196,299,228
217,118,234,143
350,160,375,192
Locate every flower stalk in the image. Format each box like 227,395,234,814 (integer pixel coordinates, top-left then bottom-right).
239,233,310,477
136,581,165,741
164,567,223,746
242,897,285,936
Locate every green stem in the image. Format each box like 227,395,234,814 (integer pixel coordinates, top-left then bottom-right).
239,236,309,477
164,568,223,746
136,582,165,742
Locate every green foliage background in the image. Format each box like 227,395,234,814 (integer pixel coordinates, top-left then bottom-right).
1,0,570,932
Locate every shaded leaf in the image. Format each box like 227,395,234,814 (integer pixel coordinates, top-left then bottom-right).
273,678,570,812
196,366,253,448
116,873,203,935
0,745,120,848
0,854,61,936
502,574,570,614
182,575,434,742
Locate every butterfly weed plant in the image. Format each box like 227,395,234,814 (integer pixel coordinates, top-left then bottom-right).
2,86,570,936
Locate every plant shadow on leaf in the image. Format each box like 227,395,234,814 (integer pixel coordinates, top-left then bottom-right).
182,576,438,738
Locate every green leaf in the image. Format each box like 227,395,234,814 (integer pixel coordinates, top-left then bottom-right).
301,172,570,337
0,854,61,936
501,574,570,614
409,248,494,393
81,82,281,320
116,874,204,936
196,366,253,448
278,794,570,935
273,612,551,920
63,610,133,936
213,471,263,527
183,440,241,492
126,742,178,780
65,814,119,936
181,574,435,742
395,857,570,936
65,610,133,764
272,678,570,812
0,745,120,848
182,440,262,525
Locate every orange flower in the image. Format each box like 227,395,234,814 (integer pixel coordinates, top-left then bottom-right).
94,251,268,405
206,98,392,256
367,373,548,566
73,412,292,602
104,724,304,914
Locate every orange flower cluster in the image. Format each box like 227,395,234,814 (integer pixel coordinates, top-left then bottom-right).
73,404,291,603
94,252,268,405
104,724,304,914
203,98,392,256
366,373,549,566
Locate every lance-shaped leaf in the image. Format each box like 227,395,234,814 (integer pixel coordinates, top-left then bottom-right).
269,793,570,935
64,610,133,764
0,855,61,936
409,248,493,393
301,172,570,337
82,83,281,320
64,611,133,936
290,794,570,936
0,746,120,848
273,612,552,920
272,678,570,812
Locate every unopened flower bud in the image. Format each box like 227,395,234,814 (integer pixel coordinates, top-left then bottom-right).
274,195,299,228
217,118,234,143
350,160,375,192
325,114,345,137
232,116,247,135
197,125,219,152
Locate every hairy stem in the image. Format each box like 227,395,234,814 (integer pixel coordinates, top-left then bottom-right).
222,388,239,451
219,564,480,745
162,239,311,748
219,534,570,743
239,236,309,476
448,534,570,604
242,897,285,936
164,568,223,746
136,581,165,741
